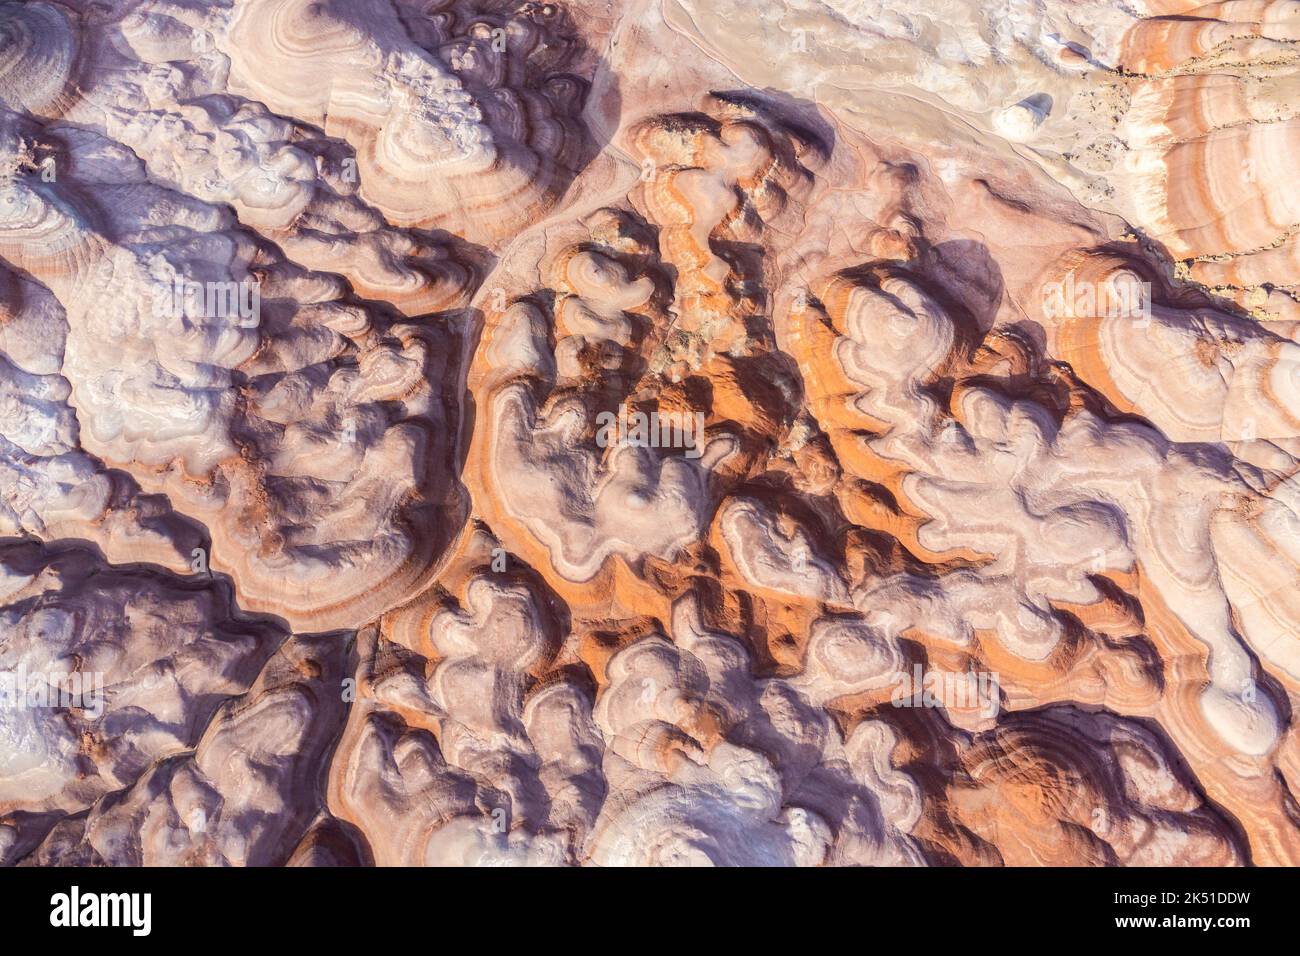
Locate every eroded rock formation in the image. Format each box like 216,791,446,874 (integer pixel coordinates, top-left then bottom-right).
2,0,1299,866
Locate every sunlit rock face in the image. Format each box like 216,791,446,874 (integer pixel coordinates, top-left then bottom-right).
2,0,1299,867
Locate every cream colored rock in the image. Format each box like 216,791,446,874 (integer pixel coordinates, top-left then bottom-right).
0,545,279,831
0,109,461,632
220,0,590,246
2,0,1299,870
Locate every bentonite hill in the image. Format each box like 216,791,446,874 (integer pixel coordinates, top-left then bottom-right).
1,0,1299,867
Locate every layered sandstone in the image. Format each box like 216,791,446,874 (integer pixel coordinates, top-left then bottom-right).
1,0,1298,868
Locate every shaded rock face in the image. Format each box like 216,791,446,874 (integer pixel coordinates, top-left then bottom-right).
0,0,1297,866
